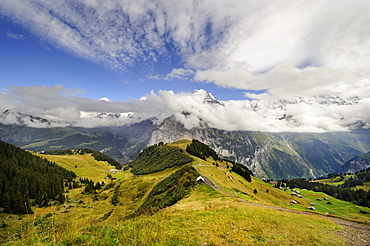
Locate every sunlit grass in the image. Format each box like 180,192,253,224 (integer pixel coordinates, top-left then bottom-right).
2,145,368,245
282,188,370,221
3,185,346,246
36,153,116,182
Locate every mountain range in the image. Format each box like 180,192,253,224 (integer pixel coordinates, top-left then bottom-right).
335,152,370,174
1,91,370,180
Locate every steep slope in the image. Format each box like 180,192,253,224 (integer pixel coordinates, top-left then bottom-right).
0,119,156,163
0,140,76,214
129,142,192,175
2,139,370,245
2,91,370,181
149,116,369,179
335,151,370,174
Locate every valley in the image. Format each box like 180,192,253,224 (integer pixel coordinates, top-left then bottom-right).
2,1,370,245
1,140,369,245
1,120,370,180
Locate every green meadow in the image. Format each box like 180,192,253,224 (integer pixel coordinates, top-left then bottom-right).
1,140,369,245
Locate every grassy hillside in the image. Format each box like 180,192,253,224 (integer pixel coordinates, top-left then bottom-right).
1,140,369,245
35,153,117,182
315,169,370,192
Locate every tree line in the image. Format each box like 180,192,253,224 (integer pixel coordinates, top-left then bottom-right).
186,139,253,182
0,140,76,214
230,162,253,182
340,167,370,188
285,178,370,208
131,165,199,217
186,139,220,161
129,143,192,175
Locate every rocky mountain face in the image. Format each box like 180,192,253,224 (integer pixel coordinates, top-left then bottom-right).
1,92,369,180
149,116,370,179
335,152,370,174
0,119,157,164
1,115,369,180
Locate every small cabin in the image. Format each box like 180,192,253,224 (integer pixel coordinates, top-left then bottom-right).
196,176,205,184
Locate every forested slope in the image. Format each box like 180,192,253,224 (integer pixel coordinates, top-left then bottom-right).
0,140,76,214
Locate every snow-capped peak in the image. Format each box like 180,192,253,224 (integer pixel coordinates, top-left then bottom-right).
192,89,224,106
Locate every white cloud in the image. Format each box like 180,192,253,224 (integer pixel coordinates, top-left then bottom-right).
2,1,370,99
0,85,369,132
195,64,370,100
148,68,194,81
99,97,110,102
6,31,24,40
190,1,370,99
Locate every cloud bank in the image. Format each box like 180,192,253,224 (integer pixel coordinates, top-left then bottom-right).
1,0,370,99
1,85,369,132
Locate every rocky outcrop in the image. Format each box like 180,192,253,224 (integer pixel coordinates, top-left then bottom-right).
149,116,369,180
335,152,370,174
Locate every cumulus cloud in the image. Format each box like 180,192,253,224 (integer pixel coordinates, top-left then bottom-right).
1,85,369,132
190,1,370,99
1,0,370,129
2,0,369,99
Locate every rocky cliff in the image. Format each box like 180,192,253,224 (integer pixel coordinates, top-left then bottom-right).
335,152,370,174
149,116,370,179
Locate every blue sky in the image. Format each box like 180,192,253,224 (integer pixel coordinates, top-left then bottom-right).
0,0,370,131
0,7,248,102
0,16,246,101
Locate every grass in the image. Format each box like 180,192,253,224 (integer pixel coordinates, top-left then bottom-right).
357,182,370,191
281,188,370,221
313,176,349,186
36,153,116,182
314,175,370,191
2,143,369,245
21,138,64,148
192,155,370,222
3,186,346,246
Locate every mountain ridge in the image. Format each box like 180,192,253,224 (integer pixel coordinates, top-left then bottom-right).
0,91,366,131
1,116,369,180
335,151,370,174
149,116,370,179
1,90,369,180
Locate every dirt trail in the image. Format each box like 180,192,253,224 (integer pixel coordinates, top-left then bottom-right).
237,198,370,246
201,173,370,246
